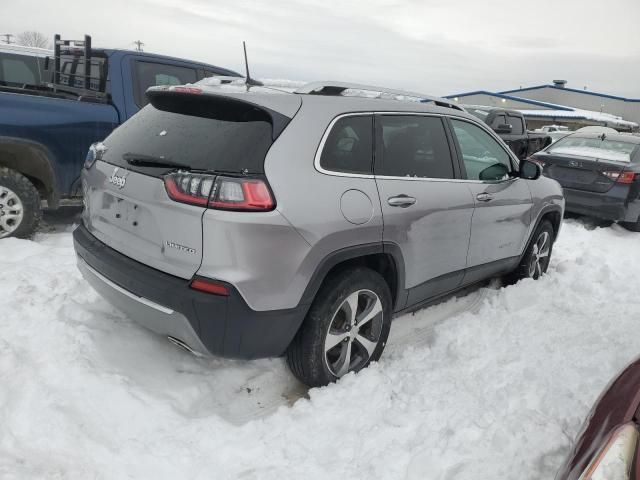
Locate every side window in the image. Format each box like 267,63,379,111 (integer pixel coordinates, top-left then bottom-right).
319,115,373,174
0,54,38,86
134,61,198,107
451,119,513,182
507,115,524,135
376,115,454,179
490,114,507,129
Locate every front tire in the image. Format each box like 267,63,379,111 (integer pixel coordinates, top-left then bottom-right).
509,220,555,282
286,268,392,387
0,167,41,239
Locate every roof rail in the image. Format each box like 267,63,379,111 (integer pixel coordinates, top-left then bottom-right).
295,81,465,111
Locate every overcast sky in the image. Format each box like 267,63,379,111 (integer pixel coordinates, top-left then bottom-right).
3,0,640,97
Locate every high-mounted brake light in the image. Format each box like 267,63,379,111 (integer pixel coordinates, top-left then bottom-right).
190,277,230,296
602,170,637,184
164,172,275,211
169,86,203,94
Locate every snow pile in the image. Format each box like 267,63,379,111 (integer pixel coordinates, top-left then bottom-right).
1,221,640,479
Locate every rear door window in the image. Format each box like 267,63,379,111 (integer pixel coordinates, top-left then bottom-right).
490,115,507,129
133,61,198,107
319,115,373,174
507,115,524,135
375,115,455,179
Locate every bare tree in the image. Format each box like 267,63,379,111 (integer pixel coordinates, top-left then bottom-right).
17,31,50,49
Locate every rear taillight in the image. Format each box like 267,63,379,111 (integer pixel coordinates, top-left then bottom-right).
164,172,275,211
209,177,275,211
84,142,106,170
602,170,637,184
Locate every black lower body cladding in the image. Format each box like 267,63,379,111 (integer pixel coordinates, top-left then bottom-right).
73,224,307,359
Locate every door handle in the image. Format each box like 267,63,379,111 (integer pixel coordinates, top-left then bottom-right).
476,192,494,202
387,195,416,208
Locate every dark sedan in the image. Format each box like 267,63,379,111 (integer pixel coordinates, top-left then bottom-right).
531,133,640,231
556,357,640,480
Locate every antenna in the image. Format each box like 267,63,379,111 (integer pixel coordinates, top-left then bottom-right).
242,41,262,89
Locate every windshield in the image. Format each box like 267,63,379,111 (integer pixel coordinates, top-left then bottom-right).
548,136,637,162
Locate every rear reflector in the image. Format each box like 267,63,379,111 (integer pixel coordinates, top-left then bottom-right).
190,278,230,296
603,170,637,184
164,172,275,211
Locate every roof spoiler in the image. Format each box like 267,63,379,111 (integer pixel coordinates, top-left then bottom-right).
146,86,292,140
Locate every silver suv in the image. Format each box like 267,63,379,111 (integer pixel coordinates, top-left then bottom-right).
73,81,564,387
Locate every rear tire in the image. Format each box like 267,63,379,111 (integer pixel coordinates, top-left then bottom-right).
286,268,392,387
507,220,555,282
621,217,640,232
0,167,41,239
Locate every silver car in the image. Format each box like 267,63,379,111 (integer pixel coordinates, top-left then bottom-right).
73,81,564,387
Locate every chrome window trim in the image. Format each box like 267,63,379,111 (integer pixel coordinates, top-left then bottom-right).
313,111,519,184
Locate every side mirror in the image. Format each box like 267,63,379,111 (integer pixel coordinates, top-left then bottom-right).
479,163,510,181
519,159,542,180
495,124,513,134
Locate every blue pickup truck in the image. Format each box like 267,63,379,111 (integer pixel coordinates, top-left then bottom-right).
0,35,239,238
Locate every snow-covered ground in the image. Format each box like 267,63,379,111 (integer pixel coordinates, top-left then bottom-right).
1,217,639,479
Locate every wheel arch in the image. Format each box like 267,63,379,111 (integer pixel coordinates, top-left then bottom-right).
0,137,59,207
298,243,406,313
521,205,563,258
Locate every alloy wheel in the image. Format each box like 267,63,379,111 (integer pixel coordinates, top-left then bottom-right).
324,289,384,378
0,185,24,238
528,231,551,279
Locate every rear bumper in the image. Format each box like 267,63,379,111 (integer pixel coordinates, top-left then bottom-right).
73,224,306,359
562,186,640,222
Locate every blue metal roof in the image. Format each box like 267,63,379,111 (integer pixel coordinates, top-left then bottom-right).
500,85,640,103
443,90,574,111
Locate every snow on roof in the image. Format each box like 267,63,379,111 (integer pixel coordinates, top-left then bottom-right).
500,84,640,103
517,108,639,129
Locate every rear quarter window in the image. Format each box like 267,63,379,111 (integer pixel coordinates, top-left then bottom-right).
319,115,373,175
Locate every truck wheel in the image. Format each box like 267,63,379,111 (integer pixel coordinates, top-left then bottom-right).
508,220,555,282
0,167,41,239
286,268,392,387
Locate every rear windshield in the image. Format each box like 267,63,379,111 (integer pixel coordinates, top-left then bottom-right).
101,98,275,175
548,136,637,163
0,52,44,87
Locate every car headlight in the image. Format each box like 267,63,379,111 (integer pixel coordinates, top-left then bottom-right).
579,423,639,480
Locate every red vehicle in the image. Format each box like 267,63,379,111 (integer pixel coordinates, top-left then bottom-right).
556,357,640,480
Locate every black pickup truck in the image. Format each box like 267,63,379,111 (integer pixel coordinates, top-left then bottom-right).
465,106,552,160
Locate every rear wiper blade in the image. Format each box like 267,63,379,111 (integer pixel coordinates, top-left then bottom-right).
123,153,187,169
